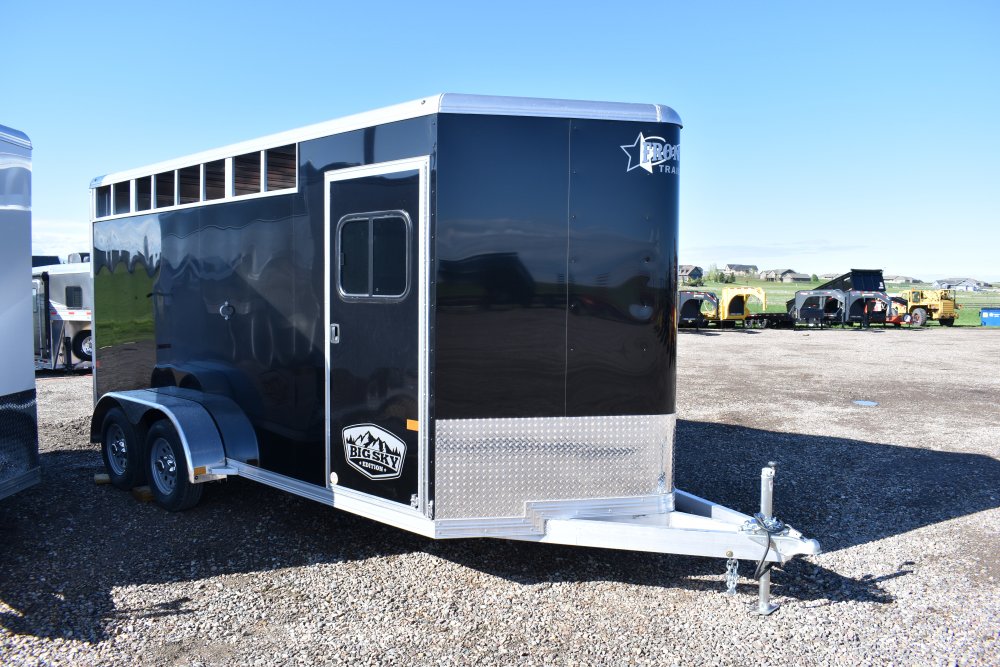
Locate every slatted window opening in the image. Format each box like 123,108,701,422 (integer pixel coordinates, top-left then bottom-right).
94,143,297,219
204,160,226,201
155,171,175,208
234,152,261,196
266,145,296,191
136,176,152,211
113,182,131,214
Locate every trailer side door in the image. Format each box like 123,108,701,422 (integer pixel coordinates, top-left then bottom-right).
324,157,429,513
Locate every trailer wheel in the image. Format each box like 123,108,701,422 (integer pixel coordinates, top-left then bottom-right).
101,408,145,490
72,330,93,361
146,420,203,512
940,318,955,327
910,308,928,327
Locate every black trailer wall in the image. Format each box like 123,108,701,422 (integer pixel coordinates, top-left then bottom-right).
435,115,678,419
94,117,435,485
93,110,679,489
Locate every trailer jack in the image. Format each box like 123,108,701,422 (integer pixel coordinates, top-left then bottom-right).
722,462,802,614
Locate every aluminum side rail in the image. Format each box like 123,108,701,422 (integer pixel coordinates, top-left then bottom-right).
212,458,819,564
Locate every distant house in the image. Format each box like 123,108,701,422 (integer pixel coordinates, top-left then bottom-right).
760,269,796,282
781,272,812,283
678,265,703,283
819,273,840,280
934,278,982,291
722,263,758,277
885,275,921,284
955,279,981,292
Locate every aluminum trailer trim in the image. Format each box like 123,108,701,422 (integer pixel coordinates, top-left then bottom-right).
210,459,818,563
323,156,433,515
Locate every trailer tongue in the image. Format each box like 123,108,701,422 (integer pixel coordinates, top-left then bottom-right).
89,94,819,613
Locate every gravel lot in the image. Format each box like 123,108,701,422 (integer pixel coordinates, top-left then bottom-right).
2,327,999,665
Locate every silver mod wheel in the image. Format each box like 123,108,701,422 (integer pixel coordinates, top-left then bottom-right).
100,407,144,489
149,436,178,496
105,423,128,476
145,419,203,511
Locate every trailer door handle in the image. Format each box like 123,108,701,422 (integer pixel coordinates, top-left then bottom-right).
331,323,340,344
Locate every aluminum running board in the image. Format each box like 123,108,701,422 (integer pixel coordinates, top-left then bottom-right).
506,487,820,564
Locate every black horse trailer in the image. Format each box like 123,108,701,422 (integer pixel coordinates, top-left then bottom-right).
0,124,40,500
89,95,817,612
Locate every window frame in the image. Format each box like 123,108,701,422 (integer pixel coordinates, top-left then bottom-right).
335,209,412,302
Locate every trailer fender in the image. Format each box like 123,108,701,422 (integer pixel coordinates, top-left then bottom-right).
91,388,258,483
152,362,265,424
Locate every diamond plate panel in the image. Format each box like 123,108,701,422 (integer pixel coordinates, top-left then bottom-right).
0,389,39,499
434,414,675,519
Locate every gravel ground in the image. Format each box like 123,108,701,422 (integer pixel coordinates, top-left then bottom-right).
2,327,999,665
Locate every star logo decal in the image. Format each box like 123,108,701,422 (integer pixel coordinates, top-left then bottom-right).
621,132,654,173
620,133,677,174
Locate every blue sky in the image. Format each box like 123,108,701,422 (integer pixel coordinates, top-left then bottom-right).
5,1,998,280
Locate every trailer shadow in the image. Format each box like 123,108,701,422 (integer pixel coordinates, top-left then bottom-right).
1,418,997,641
0,450,426,643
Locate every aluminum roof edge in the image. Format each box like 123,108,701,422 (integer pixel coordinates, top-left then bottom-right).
91,93,681,188
0,124,32,150
438,93,682,126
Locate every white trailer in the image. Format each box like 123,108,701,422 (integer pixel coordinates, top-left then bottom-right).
32,258,93,370
0,124,40,499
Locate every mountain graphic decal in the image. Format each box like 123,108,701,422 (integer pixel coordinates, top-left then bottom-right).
342,424,407,481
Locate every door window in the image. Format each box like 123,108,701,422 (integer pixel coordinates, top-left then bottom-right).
337,212,410,299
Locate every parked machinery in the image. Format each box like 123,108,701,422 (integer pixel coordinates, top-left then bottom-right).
790,290,845,327
893,289,959,326
678,287,765,328
717,286,766,326
677,290,719,327
790,289,890,327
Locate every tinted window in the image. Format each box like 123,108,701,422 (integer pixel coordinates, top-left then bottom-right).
339,213,409,298
155,171,175,208
113,182,130,214
136,176,152,211
96,185,111,217
265,145,296,191
65,286,83,309
340,218,369,296
373,216,407,295
178,165,200,204
204,160,225,200
234,152,261,196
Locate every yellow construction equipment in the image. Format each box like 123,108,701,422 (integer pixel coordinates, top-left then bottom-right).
894,289,959,326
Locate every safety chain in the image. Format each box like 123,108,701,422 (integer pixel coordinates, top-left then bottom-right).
725,558,739,595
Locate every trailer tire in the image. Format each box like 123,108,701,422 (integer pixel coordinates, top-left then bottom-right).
100,408,145,490
146,420,203,512
910,308,928,327
72,330,93,362
940,318,955,327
